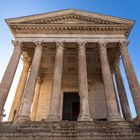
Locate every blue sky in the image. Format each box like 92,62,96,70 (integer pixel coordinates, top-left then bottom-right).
0,0,140,120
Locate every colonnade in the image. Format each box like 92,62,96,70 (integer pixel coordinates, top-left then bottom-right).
0,40,139,123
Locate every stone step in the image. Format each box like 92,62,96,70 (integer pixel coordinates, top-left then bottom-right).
0,121,140,140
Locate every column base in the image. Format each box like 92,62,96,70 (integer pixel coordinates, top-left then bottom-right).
46,115,60,122
124,113,132,122
14,115,30,124
108,114,124,122
134,116,140,126
78,115,93,122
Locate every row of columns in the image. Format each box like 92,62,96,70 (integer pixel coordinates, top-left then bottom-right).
0,40,140,123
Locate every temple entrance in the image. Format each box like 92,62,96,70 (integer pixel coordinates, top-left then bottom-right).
62,92,80,121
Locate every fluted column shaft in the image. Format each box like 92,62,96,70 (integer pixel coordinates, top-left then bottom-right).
0,41,22,119
115,63,132,121
112,75,121,114
99,42,121,121
8,57,31,122
78,42,91,121
31,77,42,121
120,41,140,120
16,41,43,123
47,42,64,121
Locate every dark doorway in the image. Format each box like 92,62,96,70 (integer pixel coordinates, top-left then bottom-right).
62,92,80,121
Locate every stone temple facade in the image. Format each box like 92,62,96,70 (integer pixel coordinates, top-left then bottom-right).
0,9,140,140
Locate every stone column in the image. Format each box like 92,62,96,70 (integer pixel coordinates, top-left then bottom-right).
112,74,121,114
47,42,64,121
0,41,23,119
77,42,92,121
8,57,31,122
99,42,121,121
120,41,140,121
31,76,43,121
15,41,43,123
114,62,132,121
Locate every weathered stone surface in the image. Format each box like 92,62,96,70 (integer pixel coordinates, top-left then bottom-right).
47,42,64,121
15,41,43,123
30,76,43,121
88,76,107,119
8,57,31,122
99,42,121,121
78,42,91,121
120,41,140,122
35,78,52,121
0,121,140,140
0,41,22,118
1,9,139,140
29,74,108,121
115,63,132,121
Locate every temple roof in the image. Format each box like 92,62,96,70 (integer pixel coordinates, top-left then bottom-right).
6,9,135,37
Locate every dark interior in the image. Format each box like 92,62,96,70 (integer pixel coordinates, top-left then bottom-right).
62,92,80,121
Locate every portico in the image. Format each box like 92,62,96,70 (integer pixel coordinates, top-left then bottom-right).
0,9,139,124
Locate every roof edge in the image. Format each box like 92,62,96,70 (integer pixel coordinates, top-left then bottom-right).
5,8,135,25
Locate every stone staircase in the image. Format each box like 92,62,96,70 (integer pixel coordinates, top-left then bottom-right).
0,121,140,140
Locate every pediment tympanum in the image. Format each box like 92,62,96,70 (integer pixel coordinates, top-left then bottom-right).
6,9,134,36
11,13,118,24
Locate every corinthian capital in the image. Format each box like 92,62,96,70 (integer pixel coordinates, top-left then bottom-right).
119,40,129,48
77,41,87,47
22,56,31,66
98,41,108,48
56,42,64,49
33,40,45,47
77,42,87,52
98,41,108,52
12,40,24,48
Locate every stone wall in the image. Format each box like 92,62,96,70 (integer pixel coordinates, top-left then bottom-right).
88,75,107,119
35,77,52,121
0,121,140,140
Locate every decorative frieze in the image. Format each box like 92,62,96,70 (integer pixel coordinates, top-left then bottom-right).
11,25,131,36
27,14,116,24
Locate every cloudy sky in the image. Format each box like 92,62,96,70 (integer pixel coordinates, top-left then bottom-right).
0,0,140,121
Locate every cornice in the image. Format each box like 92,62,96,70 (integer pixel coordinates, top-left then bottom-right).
10,24,131,36
19,14,117,24
6,9,134,25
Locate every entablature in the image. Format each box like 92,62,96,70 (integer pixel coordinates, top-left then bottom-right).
10,24,131,37
15,34,126,44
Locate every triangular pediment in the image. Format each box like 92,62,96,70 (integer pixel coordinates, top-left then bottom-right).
6,9,134,25
6,9,134,37
15,13,118,25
